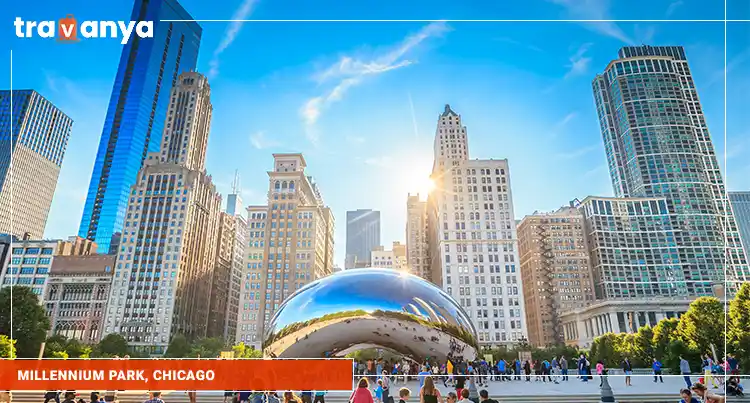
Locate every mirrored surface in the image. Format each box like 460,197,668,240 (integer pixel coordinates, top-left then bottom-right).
263,269,479,362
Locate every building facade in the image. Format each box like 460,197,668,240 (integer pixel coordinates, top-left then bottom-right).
79,0,202,254
102,72,221,354
207,212,236,341
226,185,246,344
371,241,407,270
0,237,99,297
0,90,72,239
44,255,115,343
345,209,380,268
406,194,431,280
238,154,335,348
593,45,749,293
427,104,527,347
729,191,750,261
517,206,594,347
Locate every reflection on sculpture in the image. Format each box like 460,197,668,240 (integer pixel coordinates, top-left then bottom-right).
263,269,479,362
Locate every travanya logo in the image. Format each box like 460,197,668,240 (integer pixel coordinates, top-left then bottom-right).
14,16,153,45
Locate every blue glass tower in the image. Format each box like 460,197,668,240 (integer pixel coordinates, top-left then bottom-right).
593,46,749,295
79,0,201,254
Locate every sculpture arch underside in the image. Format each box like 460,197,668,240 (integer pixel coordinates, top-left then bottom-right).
262,269,479,363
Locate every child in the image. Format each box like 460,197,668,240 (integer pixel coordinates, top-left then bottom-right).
374,379,384,403
398,387,410,403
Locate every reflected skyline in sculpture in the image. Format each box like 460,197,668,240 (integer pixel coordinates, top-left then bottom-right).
263,269,480,362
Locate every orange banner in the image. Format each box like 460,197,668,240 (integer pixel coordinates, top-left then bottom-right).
0,359,352,390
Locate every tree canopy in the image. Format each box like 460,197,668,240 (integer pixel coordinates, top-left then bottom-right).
0,286,50,357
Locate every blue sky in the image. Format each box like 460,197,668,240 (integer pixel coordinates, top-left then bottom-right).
2,0,749,267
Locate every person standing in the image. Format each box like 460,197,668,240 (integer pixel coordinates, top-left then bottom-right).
419,376,443,403
551,356,560,384
313,391,327,403
680,355,692,388
523,360,531,382
578,355,588,383
703,355,719,389
560,356,568,381
351,378,374,403
382,369,391,403
652,358,664,383
622,358,633,386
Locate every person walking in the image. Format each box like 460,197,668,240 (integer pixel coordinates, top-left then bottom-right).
622,358,633,387
680,355,693,388
560,356,568,381
313,391,327,403
578,355,588,383
652,358,664,383
375,379,384,403
381,369,391,403
514,359,521,381
523,360,531,382
351,378,375,403
703,355,719,389
454,371,466,399
419,376,443,403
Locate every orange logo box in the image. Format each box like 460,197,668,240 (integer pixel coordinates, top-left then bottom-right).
0,359,353,390
58,14,78,42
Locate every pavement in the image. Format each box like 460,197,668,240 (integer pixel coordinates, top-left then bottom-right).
7,375,741,403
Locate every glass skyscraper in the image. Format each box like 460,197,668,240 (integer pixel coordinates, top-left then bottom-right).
79,0,201,254
729,191,750,262
345,209,381,268
592,45,749,296
0,90,73,239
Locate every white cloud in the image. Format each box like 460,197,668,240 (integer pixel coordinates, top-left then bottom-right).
208,0,258,79
548,0,634,45
300,21,450,141
564,43,593,79
249,131,280,149
556,112,578,128
666,0,684,17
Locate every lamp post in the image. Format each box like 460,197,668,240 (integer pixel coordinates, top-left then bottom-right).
600,374,616,403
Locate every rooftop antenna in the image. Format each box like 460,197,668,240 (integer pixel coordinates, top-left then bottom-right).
231,169,241,195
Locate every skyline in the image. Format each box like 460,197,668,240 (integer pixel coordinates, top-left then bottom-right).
3,0,750,267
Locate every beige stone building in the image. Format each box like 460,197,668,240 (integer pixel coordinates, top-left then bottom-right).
0,90,73,240
102,72,222,355
371,241,407,270
45,254,115,343
237,153,335,348
207,211,236,341
517,206,594,347
406,194,430,280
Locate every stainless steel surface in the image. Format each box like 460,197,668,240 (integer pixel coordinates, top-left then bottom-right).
263,268,479,362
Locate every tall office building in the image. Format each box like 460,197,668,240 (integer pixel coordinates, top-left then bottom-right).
102,72,221,354
207,212,236,341
406,194,431,280
0,90,72,239
729,191,750,260
371,241,407,270
345,209,380,268
517,206,594,347
237,154,335,348
593,45,749,292
79,0,202,254
427,104,527,347
226,178,247,344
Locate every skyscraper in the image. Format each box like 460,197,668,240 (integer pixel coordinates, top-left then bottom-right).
237,154,335,348
427,104,527,347
729,191,750,261
0,90,72,239
102,72,221,354
517,206,594,347
406,194,431,280
593,45,749,293
345,209,380,268
79,0,201,254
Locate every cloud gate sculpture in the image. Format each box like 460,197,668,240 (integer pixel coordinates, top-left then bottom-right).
263,269,480,362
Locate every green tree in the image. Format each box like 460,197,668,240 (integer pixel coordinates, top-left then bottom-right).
93,334,129,357
43,334,69,358
677,296,725,357
590,333,622,366
189,337,225,358
164,334,191,358
632,325,654,367
232,342,263,358
652,317,679,360
51,350,69,359
728,282,750,373
0,334,16,358
0,286,50,357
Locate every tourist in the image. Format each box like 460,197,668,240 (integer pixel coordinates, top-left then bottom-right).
622,358,632,386
466,372,479,403
313,391,327,403
679,388,700,403
702,354,719,389
691,382,725,403
237,391,253,403
454,370,466,399
578,355,589,382
456,389,471,403
382,369,391,403
523,360,531,382
478,390,497,403
496,359,505,382
652,358,664,383
62,392,78,403
514,359,521,381
551,356,560,384
143,392,164,403
679,355,692,388
285,392,302,403
418,366,431,389
351,378,374,403
398,388,411,403
419,376,443,403
560,356,568,381
90,393,105,403
727,354,739,375
541,359,551,383
301,390,313,403
267,392,281,403
44,390,61,403
224,390,236,403
375,379,384,403
595,361,604,387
